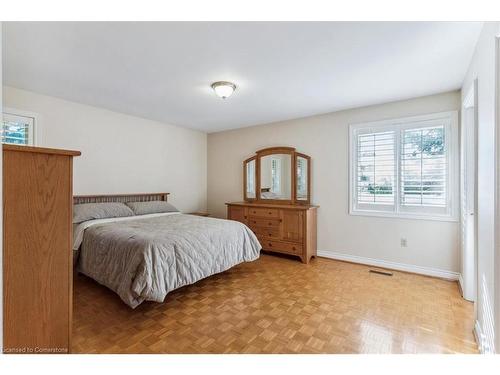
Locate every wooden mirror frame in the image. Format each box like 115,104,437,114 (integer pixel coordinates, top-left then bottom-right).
243,146,311,205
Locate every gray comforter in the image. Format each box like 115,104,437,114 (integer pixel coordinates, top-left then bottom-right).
77,214,261,308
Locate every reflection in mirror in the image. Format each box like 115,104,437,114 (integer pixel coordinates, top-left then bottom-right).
296,156,308,200
246,159,256,199
260,154,292,200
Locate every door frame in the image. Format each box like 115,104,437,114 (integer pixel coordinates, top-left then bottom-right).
494,35,500,353
460,79,478,304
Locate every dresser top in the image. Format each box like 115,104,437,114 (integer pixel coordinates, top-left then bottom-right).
3,144,81,157
226,201,318,210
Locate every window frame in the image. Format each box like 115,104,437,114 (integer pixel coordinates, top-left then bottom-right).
349,111,459,222
2,108,39,146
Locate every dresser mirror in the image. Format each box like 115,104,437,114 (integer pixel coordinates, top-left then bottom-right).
243,147,311,204
260,153,292,200
296,154,310,201
244,157,256,199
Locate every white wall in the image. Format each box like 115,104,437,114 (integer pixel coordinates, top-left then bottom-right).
461,22,500,354
208,91,461,276
3,86,207,213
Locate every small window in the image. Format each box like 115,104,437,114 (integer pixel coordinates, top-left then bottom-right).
2,112,35,146
350,112,458,221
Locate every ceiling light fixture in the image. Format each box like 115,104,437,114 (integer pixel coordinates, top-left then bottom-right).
211,81,236,99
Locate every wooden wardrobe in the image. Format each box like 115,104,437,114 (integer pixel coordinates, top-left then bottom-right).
3,144,80,354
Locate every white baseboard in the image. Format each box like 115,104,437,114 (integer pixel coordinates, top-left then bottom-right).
474,319,496,354
458,273,477,302
473,320,495,354
474,320,484,354
317,250,459,280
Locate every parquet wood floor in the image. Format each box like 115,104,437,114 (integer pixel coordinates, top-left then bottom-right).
72,254,478,354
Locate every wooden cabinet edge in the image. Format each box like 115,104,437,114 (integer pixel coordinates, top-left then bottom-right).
3,147,80,354
3,144,81,157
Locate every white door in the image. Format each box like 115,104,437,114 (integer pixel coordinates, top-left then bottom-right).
460,81,478,303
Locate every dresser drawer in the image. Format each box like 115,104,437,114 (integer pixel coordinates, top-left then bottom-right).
261,239,303,255
248,217,281,228
247,207,280,218
227,206,247,225
252,226,281,239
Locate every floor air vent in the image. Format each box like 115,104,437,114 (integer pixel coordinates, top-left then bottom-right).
369,269,393,276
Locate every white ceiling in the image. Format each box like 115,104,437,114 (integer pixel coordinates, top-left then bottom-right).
3,22,482,133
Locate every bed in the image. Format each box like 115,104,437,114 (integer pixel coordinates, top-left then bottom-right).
73,193,261,308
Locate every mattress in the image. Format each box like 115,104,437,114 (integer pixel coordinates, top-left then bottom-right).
74,213,261,308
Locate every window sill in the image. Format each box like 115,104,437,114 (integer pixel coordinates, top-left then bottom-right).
349,209,459,222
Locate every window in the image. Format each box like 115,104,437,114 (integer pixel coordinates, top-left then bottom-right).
401,126,446,209
356,130,395,209
2,112,35,146
271,157,281,194
350,112,458,221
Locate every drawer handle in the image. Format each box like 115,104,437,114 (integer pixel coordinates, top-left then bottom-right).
268,243,273,247
292,247,296,251
268,222,272,225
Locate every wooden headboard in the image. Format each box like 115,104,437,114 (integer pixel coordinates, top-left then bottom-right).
73,192,169,205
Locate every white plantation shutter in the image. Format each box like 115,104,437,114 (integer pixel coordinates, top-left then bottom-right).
401,126,446,208
350,112,457,220
2,113,34,146
356,130,395,207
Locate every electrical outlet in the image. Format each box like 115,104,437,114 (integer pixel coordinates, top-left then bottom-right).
400,238,407,247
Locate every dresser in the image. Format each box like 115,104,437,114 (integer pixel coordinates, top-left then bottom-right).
3,144,80,353
226,146,318,263
226,202,317,263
